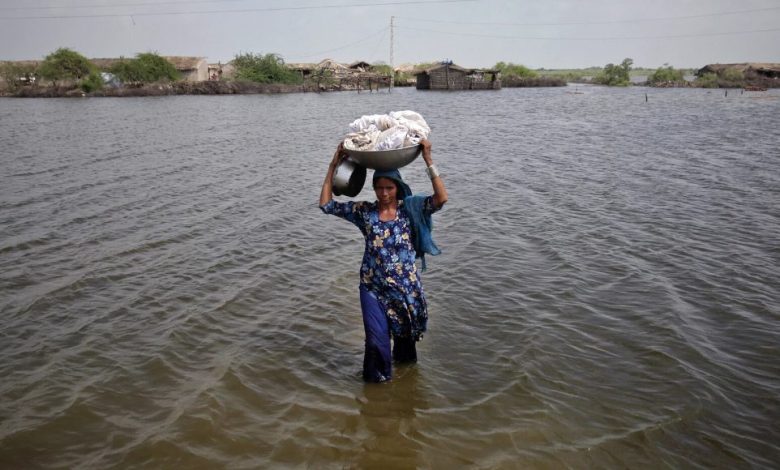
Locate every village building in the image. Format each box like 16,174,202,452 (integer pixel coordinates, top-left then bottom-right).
415,62,501,90
697,63,780,79
163,57,208,82
348,61,373,72
207,62,235,81
286,58,389,91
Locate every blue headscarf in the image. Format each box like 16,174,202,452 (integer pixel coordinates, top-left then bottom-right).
372,169,412,200
372,169,441,270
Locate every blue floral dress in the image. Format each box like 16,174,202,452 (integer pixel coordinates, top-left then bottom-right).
321,197,439,340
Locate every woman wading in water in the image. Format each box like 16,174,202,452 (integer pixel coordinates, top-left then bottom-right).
319,139,448,382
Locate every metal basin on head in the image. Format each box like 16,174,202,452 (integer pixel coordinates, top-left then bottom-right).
344,145,422,171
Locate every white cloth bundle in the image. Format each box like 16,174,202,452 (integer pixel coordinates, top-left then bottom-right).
374,125,409,151
344,110,430,151
349,114,398,133
344,129,381,150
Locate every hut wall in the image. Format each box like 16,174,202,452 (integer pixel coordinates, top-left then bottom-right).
434,67,467,89
179,59,208,82
418,67,468,90
416,73,431,89
469,81,498,90
416,66,501,90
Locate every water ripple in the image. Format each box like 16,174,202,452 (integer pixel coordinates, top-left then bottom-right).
1,89,779,468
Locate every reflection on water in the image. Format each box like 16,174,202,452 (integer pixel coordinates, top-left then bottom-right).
1,87,779,468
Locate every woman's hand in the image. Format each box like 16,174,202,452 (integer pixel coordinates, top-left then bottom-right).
321,141,346,206
419,139,448,209
331,142,347,168
420,139,433,166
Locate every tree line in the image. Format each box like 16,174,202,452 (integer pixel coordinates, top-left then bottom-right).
0,47,756,94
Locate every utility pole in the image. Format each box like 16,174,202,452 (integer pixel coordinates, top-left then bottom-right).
390,15,394,92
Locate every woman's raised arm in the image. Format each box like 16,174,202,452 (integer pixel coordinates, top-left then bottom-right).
320,142,346,207
419,139,448,209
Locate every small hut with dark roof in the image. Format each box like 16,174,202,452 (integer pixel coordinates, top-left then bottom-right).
415,62,500,90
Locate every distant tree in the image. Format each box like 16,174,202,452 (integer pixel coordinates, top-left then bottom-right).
0,62,39,91
38,48,95,86
494,61,537,78
595,58,633,86
648,64,685,85
110,52,180,83
232,53,301,84
370,63,393,77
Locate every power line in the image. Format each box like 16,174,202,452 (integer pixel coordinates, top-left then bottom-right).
367,26,389,62
0,0,252,10
396,6,780,27
0,0,475,20
397,25,780,41
286,27,388,61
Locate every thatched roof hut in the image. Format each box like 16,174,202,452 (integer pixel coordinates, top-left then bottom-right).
415,62,500,90
697,63,780,79
349,61,372,72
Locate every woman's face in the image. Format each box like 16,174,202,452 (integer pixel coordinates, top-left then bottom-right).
374,177,397,205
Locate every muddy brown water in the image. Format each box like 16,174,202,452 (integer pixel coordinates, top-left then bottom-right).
1,86,779,468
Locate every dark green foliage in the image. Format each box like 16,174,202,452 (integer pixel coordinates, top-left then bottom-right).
594,58,633,86
494,62,537,78
110,53,180,83
38,48,95,85
232,53,301,84
648,64,685,84
80,71,104,92
694,72,719,88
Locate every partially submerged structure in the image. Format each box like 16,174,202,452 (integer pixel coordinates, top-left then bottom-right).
697,63,780,79
415,62,501,90
696,63,780,88
287,58,390,91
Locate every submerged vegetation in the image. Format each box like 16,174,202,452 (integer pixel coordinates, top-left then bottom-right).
647,64,686,86
593,58,633,86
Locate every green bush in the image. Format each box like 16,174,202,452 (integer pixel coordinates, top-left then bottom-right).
648,65,685,84
38,48,95,86
233,53,301,84
110,52,180,83
695,72,719,88
594,58,633,86
80,71,104,92
494,62,537,78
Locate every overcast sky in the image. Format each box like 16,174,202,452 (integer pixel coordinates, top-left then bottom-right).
1,0,779,69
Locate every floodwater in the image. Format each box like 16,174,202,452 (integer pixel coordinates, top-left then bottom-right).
1,86,779,469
